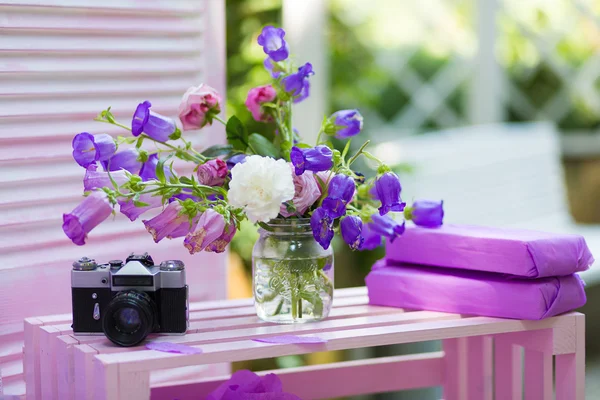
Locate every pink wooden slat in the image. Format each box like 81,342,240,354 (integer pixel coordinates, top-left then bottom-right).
23,318,43,400
555,314,585,400
442,338,466,400
0,359,23,382
74,345,98,400
2,379,26,400
151,352,445,400
0,94,184,118
93,359,120,400
467,335,492,400
39,326,60,400
56,335,79,400
524,348,553,400
96,313,576,375
89,310,458,355
501,328,554,354
494,335,522,400
0,0,203,14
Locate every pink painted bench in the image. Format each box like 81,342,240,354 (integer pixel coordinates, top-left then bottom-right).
23,287,585,400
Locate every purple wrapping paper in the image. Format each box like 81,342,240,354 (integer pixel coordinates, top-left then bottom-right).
386,224,593,278
366,260,586,320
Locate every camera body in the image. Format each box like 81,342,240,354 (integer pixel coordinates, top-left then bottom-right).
71,253,188,346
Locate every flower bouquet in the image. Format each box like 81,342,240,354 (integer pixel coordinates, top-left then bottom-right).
63,25,443,323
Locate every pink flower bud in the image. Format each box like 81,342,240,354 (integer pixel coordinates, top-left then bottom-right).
244,85,277,122
197,159,228,186
178,84,222,131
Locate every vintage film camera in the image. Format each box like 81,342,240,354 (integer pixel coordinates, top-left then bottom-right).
71,253,188,346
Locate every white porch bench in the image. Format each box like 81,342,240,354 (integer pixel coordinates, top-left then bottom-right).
374,122,600,284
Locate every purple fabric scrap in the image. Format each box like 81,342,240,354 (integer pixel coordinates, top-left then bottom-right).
252,335,327,344
367,259,587,320
386,224,594,278
145,342,202,354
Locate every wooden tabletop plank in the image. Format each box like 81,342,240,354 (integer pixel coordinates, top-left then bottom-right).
96,312,579,373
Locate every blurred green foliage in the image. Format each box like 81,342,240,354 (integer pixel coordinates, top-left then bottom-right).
226,0,600,281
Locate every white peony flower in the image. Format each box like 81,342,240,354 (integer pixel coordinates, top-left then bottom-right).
228,155,295,223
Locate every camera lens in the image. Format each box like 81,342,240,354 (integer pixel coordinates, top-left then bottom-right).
115,308,141,334
102,290,157,347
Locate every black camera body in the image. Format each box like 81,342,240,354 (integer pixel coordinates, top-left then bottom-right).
71,253,188,347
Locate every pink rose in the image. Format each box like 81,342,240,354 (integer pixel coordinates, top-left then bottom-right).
178,84,222,131
197,159,228,186
245,85,277,122
280,164,321,217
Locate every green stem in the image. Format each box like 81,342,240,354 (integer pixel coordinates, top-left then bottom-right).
348,140,371,166
213,115,227,126
94,118,131,131
291,290,298,319
118,182,223,198
315,129,324,146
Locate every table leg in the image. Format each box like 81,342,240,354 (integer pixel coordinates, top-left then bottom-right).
555,315,585,400
494,335,522,400
467,336,493,400
524,348,552,400
442,338,467,400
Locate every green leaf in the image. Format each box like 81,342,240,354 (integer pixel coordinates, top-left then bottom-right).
156,156,171,184
201,144,234,158
257,222,275,232
248,133,280,158
133,200,150,207
179,176,193,185
225,116,249,151
135,136,144,149
341,139,352,160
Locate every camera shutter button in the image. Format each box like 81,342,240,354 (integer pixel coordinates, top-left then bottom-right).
159,260,185,271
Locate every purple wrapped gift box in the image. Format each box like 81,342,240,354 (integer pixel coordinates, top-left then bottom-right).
386,224,593,278
366,260,586,320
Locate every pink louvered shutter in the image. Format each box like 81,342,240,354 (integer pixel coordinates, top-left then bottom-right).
0,1,227,396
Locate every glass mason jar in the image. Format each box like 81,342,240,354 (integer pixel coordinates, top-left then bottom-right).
253,218,334,323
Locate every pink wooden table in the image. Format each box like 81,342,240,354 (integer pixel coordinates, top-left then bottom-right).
23,286,585,400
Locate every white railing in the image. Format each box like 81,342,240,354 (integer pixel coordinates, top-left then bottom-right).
283,0,600,142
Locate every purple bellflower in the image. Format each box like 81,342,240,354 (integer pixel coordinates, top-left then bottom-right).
264,57,282,79
139,154,172,182
408,199,444,228
322,174,356,218
282,63,313,103
330,109,363,138
310,207,334,250
119,194,163,222
375,172,406,215
290,145,333,175
341,215,364,250
257,26,289,62
102,149,142,174
184,209,226,254
72,132,116,168
83,164,128,192
62,191,113,246
132,101,176,142
226,154,247,170
142,202,192,243
369,214,405,242
205,221,237,253
359,223,383,251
